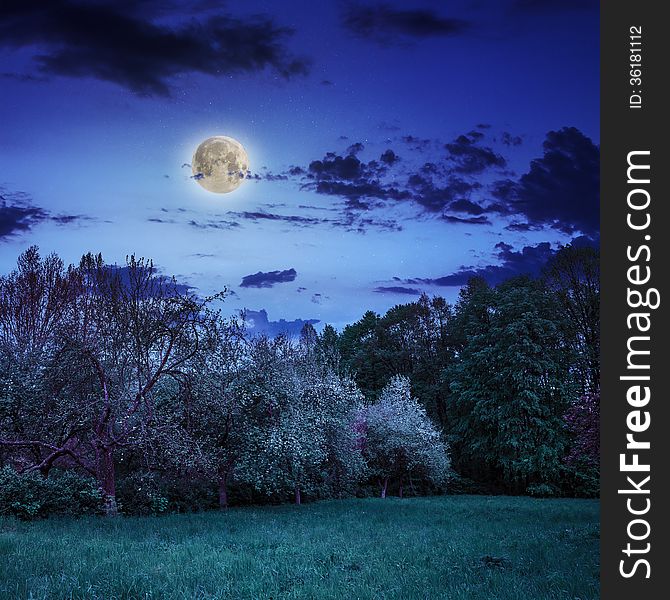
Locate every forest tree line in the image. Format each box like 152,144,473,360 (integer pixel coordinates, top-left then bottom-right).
0,245,598,518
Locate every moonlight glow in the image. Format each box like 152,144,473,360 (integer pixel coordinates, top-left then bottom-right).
192,136,249,194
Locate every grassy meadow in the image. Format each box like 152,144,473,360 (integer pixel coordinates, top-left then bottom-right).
0,496,599,600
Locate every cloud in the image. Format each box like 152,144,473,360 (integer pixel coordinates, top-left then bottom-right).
411,241,555,287
187,219,240,230
407,173,481,213
262,126,597,235
444,134,506,174
0,0,308,96
342,3,470,44
228,211,325,226
441,215,490,225
448,199,486,216
491,127,599,237
51,213,93,225
241,308,319,338
0,195,47,239
501,132,523,146
1,190,93,239
240,268,297,288
380,149,399,165
374,286,422,295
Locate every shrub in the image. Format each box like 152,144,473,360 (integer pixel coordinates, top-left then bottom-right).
526,483,559,498
0,466,103,520
116,472,169,516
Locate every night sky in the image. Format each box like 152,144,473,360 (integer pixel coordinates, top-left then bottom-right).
0,0,599,333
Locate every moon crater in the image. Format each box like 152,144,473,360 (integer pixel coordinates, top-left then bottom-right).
192,136,249,194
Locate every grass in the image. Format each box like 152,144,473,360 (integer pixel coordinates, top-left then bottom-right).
0,495,599,600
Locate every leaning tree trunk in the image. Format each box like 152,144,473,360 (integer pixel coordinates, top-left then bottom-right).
380,477,389,499
96,445,118,516
294,485,302,505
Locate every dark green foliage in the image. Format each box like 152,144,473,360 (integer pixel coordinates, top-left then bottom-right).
115,472,218,515
0,467,103,520
0,496,600,599
445,277,576,494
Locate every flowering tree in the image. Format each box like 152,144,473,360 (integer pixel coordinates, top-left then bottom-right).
361,376,450,498
236,335,365,504
0,249,222,515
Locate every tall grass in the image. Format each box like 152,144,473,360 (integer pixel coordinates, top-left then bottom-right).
0,496,599,599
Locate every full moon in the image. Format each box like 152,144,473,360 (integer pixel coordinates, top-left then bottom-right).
191,136,249,194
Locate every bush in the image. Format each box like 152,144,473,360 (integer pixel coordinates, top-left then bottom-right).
526,483,559,498
0,466,103,520
115,472,169,516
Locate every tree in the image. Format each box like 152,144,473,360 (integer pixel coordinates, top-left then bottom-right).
0,247,90,478
445,277,576,493
235,335,365,504
544,245,600,393
150,315,247,509
338,296,455,428
66,253,223,514
1,249,222,515
563,390,599,495
361,376,450,498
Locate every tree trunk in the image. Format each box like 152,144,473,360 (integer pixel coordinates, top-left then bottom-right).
294,485,301,505
380,477,389,498
218,472,229,509
96,446,117,516
398,479,403,499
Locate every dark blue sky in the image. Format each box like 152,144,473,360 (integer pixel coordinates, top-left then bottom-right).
0,0,599,331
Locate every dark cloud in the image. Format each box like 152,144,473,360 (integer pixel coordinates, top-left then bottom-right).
51,214,92,225
444,134,506,174
263,126,597,235
492,127,599,237
418,241,557,287
0,195,47,239
380,149,399,165
504,221,541,232
374,286,422,295
188,219,240,230
240,268,297,288
400,135,432,151
409,235,602,289
408,173,481,213
441,215,490,225
501,132,523,146
308,152,369,181
0,0,308,96
448,199,486,216
342,3,470,44
1,191,92,239
228,211,325,226
303,149,411,209
241,308,319,338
